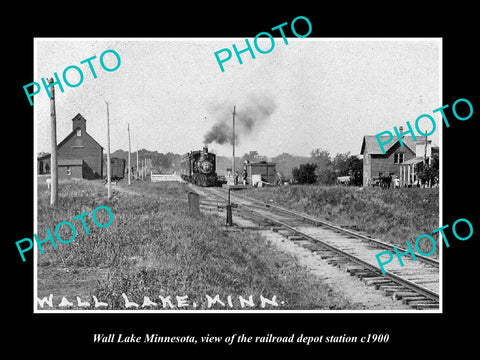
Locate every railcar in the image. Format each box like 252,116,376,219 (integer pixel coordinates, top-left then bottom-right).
104,157,126,181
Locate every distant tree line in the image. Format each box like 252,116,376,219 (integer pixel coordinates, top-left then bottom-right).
99,147,364,185
292,148,363,186
217,148,363,186
108,149,182,173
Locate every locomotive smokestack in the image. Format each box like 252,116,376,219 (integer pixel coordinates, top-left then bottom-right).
203,145,208,153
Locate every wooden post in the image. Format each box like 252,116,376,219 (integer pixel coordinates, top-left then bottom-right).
424,132,428,165
106,101,111,199
48,78,58,206
128,124,131,185
412,163,416,186
232,105,236,184
226,187,232,226
407,164,411,186
424,132,430,188
136,150,139,179
399,164,403,188
187,191,200,217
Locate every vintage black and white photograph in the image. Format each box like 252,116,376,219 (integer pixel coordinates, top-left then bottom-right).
32,37,442,313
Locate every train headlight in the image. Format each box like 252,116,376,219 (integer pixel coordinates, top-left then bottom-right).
200,161,213,173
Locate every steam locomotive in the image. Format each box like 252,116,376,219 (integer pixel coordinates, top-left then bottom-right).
180,146,219,187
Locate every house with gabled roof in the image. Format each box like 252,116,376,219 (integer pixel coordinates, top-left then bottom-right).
360,127,432,187
37,113,104,180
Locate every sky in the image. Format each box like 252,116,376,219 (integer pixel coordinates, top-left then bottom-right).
34,38,441,158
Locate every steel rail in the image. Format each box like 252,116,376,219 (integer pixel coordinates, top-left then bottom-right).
237,202,440,302
206,187,439,302
222,189,440,267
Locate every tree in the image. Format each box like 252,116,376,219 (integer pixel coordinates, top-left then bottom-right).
333,152,351,176
271,152,310,180
292,163,317,184
417,152,439,186
310,148,336,185
346,155,363,186
240,150,267,164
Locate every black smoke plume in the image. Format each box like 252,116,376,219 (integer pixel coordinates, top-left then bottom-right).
203,94,277,145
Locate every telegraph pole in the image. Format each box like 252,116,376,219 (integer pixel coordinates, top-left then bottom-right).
128,124,131,185
424,131,428,164
232,105,236,184
424,129,430,188
105,101,112,199
48,78,58,206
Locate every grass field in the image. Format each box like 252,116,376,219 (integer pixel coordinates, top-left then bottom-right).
242,185,439,256
36,179,362,310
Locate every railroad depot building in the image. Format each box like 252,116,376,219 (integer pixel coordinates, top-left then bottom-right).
246,161,277,186
360,129,437,187
37,114,104,180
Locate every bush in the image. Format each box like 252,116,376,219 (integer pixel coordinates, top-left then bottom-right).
292,163,317,184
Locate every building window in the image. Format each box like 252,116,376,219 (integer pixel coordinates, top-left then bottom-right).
394,153,404,164
66,166,72,175
76,129,82,137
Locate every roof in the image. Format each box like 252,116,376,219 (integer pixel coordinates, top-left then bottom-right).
248,161,275,166
402,156,424,165
57,114,104,150
72,113,86,123
58,159,83,166
360,135,427,155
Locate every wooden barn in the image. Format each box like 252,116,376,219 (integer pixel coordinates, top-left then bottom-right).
360,129,433,187
37,113,104,180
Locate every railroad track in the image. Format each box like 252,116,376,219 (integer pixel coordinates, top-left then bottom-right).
195,185,440,310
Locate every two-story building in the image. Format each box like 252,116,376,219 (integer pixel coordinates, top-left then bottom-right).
37,113,104,180
360,128,433,187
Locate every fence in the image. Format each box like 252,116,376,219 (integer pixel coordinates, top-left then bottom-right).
150,172,185,183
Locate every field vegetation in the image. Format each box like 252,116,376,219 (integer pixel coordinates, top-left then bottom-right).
36,179,361,310
242,185,439,256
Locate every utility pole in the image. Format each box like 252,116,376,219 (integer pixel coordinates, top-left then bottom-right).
128,123,131,185
105,101,112,199
424,129,430,188
424,131,428,165
48,78,58,206
232,105,236,184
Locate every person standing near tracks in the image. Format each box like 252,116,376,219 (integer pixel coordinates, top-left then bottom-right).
242,160,249,185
